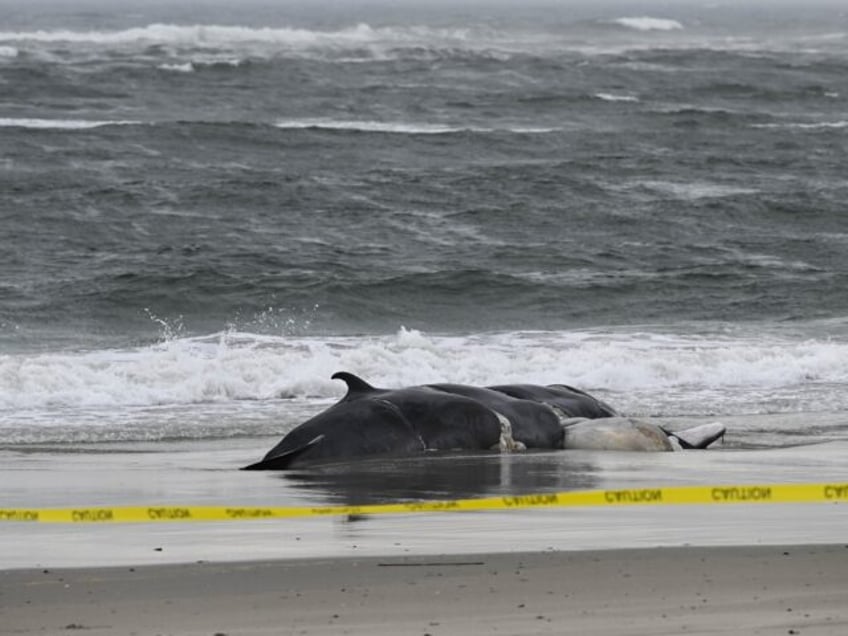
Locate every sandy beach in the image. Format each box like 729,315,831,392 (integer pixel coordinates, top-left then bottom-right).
3,545,847,635
4,0,848,633
3,439,848,634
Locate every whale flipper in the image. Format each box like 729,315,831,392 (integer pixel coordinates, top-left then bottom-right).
241,434,325,470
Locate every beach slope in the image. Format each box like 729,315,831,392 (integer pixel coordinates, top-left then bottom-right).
3,545,847,635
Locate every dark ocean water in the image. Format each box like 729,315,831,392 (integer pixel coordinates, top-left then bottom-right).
1,1,847,446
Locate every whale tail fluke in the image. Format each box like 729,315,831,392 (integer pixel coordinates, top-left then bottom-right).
665,422,726,450
241,434,325,470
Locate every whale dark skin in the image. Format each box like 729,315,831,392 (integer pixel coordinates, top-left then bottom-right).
487,383,617,418
244,372,622,470
243,372,506,470
427,383,564,449
242,398,425,470
331,372,504,452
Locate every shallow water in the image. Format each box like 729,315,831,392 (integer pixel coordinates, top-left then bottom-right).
3,435,847,569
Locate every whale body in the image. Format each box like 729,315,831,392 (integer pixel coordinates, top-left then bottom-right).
245,373,515,470
244,372,726,470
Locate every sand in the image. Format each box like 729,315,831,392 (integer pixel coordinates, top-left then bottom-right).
3,545,847,635
4,440,848,634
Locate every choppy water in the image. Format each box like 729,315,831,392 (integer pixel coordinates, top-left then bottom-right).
2,1,847,449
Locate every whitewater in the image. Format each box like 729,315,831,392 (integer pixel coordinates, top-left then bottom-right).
2,324,847,446
2,0,848,461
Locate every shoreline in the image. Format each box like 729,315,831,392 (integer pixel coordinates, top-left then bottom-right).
4,544,847,635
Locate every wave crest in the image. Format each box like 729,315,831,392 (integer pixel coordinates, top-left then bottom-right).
1,328,846,414
0,22,477,49
613,17,684,32
0,117,142,129
274,119,558,135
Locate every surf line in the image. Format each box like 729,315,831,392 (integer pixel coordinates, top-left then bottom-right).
0,483,844,523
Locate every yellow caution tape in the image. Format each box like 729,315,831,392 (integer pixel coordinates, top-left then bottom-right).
1,482,846,523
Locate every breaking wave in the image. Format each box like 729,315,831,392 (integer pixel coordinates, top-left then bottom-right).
595,92,640,103
752,120,848,130
0,22,504,53
1,327,846,412
0,118,142,129
613,17,684,32
274,119,558,135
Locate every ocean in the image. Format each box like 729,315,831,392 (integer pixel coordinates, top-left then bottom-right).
2,0,848,464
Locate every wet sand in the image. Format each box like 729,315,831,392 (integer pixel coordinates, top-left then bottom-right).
3,545,847,635
3,438,848,634
4,440,848,570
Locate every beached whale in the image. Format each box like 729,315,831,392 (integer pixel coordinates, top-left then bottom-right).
243,372,726,470
244,373,522,470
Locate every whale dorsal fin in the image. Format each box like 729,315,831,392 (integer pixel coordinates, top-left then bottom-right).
331,371,377,398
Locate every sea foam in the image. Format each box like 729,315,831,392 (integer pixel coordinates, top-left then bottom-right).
0,118,141,130
595,93,640,103
0,23,471,48
1,328,846,413
613,17,684,32
158,62,195,73
753,121,848,130
274,119,557,134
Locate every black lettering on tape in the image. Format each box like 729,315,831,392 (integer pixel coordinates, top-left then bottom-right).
823,484,848,500
603,489,663,504
711,487,772,502
0,510,40,521
71,509,114,522
225,508,273,519
146,507,192,520
502,494,558,507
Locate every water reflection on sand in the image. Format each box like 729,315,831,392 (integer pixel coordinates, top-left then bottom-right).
280,451,599,504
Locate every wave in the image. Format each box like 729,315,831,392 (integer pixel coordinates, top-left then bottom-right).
158,62,195,73
594,92,639,103
0,116,557,134
0,45,18,57
157,58,243,73
753,121,848,130
1,327,846,414
0,22,493,51
0,21,673,60
274,119,558,135
613,17,684,32
0,117,142,130
631,180,760,200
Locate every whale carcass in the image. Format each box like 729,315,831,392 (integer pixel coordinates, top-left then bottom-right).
243,372,725,470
